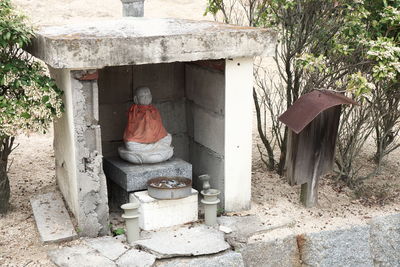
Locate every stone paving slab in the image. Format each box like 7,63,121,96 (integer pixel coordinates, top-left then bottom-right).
85,236,129,261
218,215,295,248
48,245,116,267
116,249,156,267
135,225,230,259
155,251,244,267
30,192,77,244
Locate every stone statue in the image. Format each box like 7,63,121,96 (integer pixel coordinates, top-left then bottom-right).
118,87,174,164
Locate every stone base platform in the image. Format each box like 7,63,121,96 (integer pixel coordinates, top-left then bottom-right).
104,157,192,210
131,189,198,231
103,157,192,192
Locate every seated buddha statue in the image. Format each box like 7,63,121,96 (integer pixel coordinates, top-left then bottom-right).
118,87,174,164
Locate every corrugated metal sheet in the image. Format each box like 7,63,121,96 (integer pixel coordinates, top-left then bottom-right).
278,90,357,134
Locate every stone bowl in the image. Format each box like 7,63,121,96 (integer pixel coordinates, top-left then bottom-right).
147,177,192,200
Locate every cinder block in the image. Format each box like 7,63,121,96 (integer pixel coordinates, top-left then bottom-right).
186,100,195,138
154,99,187,134
171,134,190,162
194,105,224,155
98,66,133,104
71,75,99,125
99,103,129,142
108,180,129,211
101,141,123,158
131,189,198,230
190,141,225,205
103,157,192,192
133,63,185,101
185,63,225,114
84,125,102,153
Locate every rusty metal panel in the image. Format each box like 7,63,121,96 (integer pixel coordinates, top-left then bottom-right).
278,90,357,134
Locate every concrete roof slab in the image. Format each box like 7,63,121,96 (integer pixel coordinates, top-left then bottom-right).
27,18,277,69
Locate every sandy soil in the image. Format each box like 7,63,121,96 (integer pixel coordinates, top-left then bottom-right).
12,0,213,26
1,1,399,266
0,133,59,266
250,134,400,234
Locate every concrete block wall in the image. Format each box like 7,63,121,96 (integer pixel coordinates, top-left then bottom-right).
98,65,132,153
98,59,252,212
51,68,110,237
185,63,226,206
190,142,225,203
193,105,224,155
50,68,79,217
98,63,189,161
132,63,185,101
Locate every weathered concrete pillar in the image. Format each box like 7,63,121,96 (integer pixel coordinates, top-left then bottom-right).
121,0,144,17
224,57,253,211
50,68,109,237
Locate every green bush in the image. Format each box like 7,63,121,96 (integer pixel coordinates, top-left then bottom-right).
205,0,400,184
0,0,63,213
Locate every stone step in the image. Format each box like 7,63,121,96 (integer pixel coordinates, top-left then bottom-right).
30,192,78,244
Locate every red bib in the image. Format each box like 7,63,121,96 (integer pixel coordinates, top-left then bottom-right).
123,104,167,144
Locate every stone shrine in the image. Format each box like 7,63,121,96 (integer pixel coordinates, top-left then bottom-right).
27,17,277,236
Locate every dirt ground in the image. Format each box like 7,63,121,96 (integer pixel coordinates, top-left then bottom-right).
1,1,399,266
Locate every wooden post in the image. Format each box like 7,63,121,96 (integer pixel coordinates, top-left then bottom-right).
300,151,321,207
284,107,342,208
279,90,357,209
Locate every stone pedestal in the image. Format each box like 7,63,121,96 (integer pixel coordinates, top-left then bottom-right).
131,189,198,230
104,157,192,191
104,157,192,209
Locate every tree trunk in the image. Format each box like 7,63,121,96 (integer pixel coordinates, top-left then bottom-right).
0,159,10,214
0,136,13,214
253,88,275,170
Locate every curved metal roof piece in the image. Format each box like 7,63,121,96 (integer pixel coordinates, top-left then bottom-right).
278,90,358,134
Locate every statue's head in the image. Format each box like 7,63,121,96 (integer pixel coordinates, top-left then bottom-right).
134,87,152,105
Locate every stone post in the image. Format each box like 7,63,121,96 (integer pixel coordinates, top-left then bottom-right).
224,57,253,211
121,0,144,17
121,200,140,244
201,189,221,226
